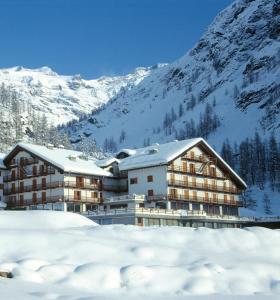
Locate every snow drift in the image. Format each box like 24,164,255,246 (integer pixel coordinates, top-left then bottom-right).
0,211,279,299
0,210,97,230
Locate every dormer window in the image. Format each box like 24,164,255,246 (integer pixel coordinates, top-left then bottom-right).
116,152,130,159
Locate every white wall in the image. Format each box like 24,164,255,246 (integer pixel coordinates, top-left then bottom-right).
128,165,167,196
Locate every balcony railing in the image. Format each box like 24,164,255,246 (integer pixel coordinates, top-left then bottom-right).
6,195,102,207
168,194,242,206
102,184,128,193
167,179,241,194
4,181,102,195
85,207,243,221
167,165,226,180
147,194,242,207
19,157,39,166
3,168,56,182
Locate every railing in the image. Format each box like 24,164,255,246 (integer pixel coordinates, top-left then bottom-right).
3,168,56,182
167,165,226,180
113,171,128,179
4,181,102,195
105,194,145,203
147,194,242,207
167,179,241,194
167,194,242,206
19,157,39,166
182,153,212,162
85,207,243,221
102,184,128,193
6,195,102,207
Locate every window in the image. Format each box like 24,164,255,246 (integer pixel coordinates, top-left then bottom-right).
147,175,153,182
130,177,138,184
147,189,154,196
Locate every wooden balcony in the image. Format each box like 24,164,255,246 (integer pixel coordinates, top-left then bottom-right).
167,194,242,206
4,181,102,195
182,153,215,163
19,157,39,166
167,179,241,194
167,165,226,180
3,168,56,182
6,195,102,207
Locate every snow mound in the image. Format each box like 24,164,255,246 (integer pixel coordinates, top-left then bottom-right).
0,218,279,299
0,211,97,230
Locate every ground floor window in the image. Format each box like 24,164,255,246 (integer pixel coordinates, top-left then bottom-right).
192,203,200,211
67,203,81,212
171,201,189,210
203,204,220,215
222,205,238,216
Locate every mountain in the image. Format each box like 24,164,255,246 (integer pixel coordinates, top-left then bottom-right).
65,0,280,149
0,65,153,125
63,0,280,215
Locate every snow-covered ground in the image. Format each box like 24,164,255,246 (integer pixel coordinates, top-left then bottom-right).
0,211,279,300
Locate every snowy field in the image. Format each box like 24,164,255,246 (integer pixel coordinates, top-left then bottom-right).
0,211,280,300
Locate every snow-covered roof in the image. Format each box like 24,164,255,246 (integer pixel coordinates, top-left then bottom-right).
7,143,112,177
0,153,7,169
118,138,247,188
118,138,202,171
95,157,119,168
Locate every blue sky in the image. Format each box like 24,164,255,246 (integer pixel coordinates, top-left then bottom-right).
0,0,233,79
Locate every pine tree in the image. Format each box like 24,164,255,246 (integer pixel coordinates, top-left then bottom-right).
263,193,272,215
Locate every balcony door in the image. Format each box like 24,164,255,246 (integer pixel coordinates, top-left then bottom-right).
169,188,177,199
170,173,175,184
20,182,24,193
76,177,84,188
183,175,188,187
189,163,195,174
184,189,189,200
32,192,37,205
74,190,81,201
182,161,187,172
42,178,46,190
19,195,24,206
32,179,37,191
42,191,46,204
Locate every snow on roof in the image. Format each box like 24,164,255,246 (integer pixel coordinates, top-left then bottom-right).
14,143,112,177
0,153,7,169
118,138,247,188
95,157,119,168
119,138,202,171
117,149,137,156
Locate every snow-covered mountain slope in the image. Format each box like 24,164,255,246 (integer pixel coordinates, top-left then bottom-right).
0,65,154,125
65,0,280,149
